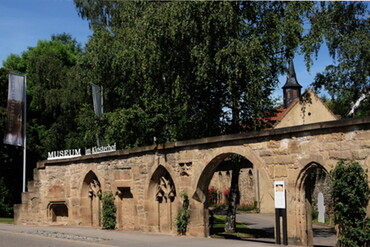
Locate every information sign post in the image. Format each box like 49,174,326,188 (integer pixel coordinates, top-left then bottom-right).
274,181,288,245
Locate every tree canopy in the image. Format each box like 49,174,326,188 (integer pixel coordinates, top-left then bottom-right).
73,1,314,146
3,34,88,159
304,2,370,117
73,1,369,142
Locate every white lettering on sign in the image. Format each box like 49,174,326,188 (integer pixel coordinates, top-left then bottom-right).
47,149,82,160
85,143,116,155
274,181,286,209
47,143,117,160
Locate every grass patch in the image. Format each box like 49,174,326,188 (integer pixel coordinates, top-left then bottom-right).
0,218,14,224
210,214,267,239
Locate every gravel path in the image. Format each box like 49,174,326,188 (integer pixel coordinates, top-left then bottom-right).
24,230,110,243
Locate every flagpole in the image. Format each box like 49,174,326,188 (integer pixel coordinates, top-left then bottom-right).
22,76,27,193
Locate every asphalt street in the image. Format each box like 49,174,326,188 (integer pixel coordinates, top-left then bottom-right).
236,213,336,247
0,213,336,247
0,222,276,247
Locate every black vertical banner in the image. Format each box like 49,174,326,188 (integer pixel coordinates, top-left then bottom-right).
3,73,25,147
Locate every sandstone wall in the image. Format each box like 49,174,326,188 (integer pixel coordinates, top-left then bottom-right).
14,117,370,246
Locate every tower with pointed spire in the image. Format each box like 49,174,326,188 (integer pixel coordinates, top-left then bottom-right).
282,59,302,108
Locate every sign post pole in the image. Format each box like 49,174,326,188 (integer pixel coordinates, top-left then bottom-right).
274,181,288,245
22,76,27,192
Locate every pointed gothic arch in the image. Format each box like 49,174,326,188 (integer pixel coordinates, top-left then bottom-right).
146,165,177,233
295,162,329,246
80,170,102,227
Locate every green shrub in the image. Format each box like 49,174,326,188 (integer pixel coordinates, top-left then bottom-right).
331,160,370,247
0,178,12,217
101,192,116,229
176,192,190,235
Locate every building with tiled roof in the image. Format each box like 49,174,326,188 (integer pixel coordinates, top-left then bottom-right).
271,59,339,129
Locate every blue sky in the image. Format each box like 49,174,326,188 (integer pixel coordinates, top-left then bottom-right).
0,0,91,65
0,0,333,101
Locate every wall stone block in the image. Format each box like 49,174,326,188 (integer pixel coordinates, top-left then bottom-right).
361,140,370,148
267,140,280,148
249,143,266,150
274,165,288,178
273,149,289,155
329,150,352,160
355,131,370,140
259,150,272,157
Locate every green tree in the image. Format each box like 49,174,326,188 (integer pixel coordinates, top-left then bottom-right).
224,154,250,233
224,167,240,233
74,1,316,147
3,33,89,160
1,34,89,206
303,2,370,118
330,160,370,247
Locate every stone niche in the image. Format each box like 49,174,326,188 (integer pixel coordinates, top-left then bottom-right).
48,201,68,224
117,187,133,199
115,185,135,230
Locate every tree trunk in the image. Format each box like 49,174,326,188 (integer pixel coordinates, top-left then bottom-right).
225,167,240,233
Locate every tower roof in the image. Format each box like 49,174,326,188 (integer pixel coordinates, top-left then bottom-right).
282,59,302,89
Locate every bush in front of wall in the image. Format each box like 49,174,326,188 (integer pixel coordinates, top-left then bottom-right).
176,192,190,235
330,160,370,247
101,192,116,230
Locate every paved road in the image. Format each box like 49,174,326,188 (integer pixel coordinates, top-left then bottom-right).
0,213,336,247
0,230,105,247
0,223,275,247
236,213,336,247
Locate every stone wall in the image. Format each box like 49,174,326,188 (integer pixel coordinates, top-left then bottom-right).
209,168,256,207
14,117,370,246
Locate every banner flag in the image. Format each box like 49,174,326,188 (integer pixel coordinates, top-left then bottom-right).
4,73,26,146
92,84,103,117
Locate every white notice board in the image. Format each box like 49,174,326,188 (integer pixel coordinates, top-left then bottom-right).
274,181,286,209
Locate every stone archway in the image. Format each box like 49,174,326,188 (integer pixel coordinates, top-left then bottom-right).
80,171,102,227
192,152,255,237
147,165,177,233
295,162,329,246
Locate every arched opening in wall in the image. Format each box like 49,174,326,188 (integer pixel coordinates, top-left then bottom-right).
194,153,266,239
147,165,176,234
48,201,68,224
80,171,102,227
296,163,335,247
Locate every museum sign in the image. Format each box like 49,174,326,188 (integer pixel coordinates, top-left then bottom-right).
47,143,116,160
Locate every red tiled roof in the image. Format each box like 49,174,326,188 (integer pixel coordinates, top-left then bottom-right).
268,98,299,124
239,98,299,131
252,98,300,130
